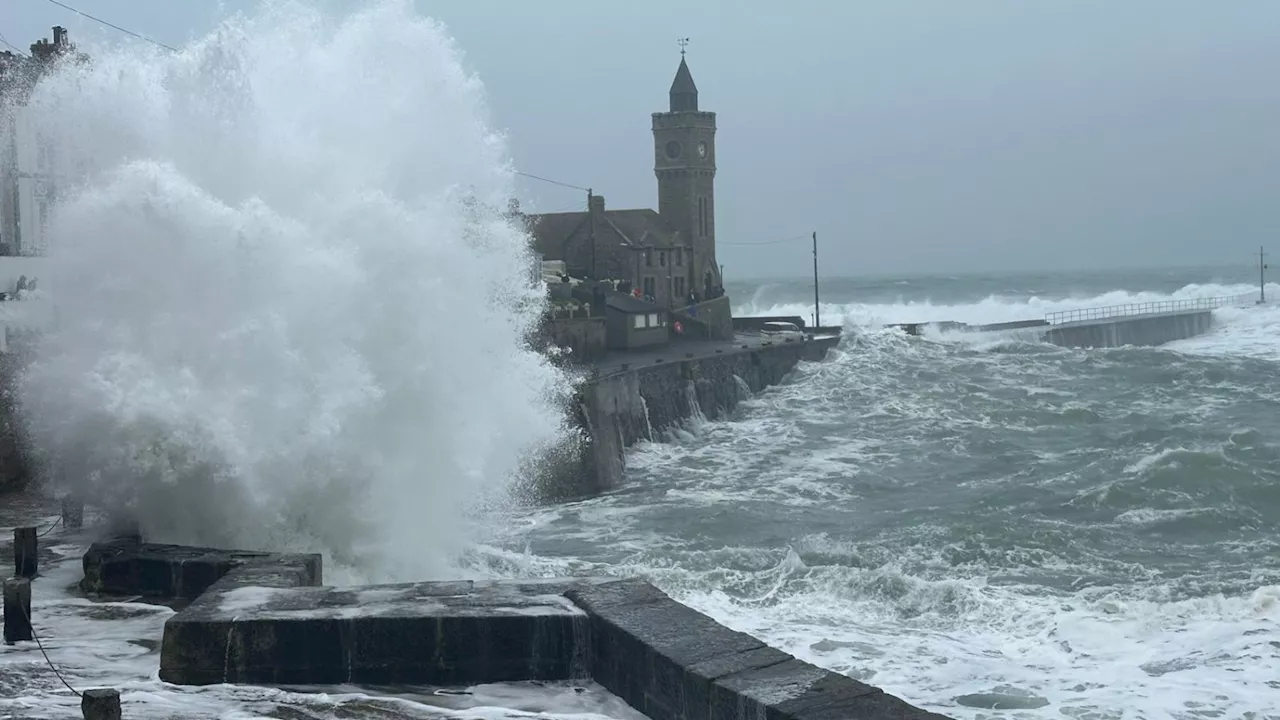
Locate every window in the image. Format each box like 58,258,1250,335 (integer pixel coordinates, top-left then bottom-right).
643,277,656,298
674,276,685,297
633,314,645,329
648,313,659,327
645,250,653,267
698,198,705,238
676,250,683,266
660,251,666,267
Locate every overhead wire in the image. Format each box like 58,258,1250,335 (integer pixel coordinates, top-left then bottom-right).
0,30,28,56
513,170,591,193
37,0,177,52
720,234,809,247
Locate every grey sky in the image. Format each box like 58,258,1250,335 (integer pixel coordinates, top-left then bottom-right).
10,0,1280,278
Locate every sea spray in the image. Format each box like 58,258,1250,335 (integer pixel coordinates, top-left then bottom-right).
13,0,572,583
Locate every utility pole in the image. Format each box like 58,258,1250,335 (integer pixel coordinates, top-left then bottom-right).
1260,246,1268,305
812,231,820,329
587,188,596,280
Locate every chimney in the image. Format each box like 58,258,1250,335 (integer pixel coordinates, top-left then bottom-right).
53,27,67,46
589,195,605,213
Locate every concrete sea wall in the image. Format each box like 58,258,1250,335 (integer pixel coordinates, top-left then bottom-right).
546,336,839,500
80,538,949,719
1042,310,1213,349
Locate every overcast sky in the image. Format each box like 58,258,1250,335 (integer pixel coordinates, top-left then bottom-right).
9,0,1280,278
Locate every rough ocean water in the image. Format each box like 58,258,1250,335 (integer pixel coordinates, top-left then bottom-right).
1,1,1277,719
475,268,1280,719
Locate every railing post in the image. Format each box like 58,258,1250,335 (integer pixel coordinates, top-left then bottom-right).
3,577,32,643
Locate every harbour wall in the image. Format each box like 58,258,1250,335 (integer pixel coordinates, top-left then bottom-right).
1041,310,1213,349
544,336,840,500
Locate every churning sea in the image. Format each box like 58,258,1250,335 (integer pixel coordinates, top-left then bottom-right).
477,266,1280,719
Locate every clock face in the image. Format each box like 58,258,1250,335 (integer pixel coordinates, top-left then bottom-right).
665,141,682,160
697,141,707,159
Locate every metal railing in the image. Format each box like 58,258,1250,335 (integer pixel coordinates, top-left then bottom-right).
1045,293,1258,326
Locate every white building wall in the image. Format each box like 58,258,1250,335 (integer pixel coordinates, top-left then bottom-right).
13,107,50,256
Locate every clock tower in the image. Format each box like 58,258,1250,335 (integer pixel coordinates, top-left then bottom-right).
653,54,718,294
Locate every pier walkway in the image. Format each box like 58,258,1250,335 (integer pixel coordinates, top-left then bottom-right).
1042,295,1254,326
1039,294,1255,348
590,330,841,379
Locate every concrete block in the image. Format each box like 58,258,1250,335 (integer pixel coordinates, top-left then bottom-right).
80,688,121,720
3,576,32,643
14,526,36,578
160,579,590,686
81,537,320,598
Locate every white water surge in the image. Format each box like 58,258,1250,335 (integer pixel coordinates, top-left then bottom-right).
12,0,571,583
734,281,1277,331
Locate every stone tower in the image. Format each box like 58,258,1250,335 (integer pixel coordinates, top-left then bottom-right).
653,55,718,294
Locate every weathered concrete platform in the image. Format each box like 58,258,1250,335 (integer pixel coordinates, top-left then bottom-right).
81,540,951,719
1042,309,1212,348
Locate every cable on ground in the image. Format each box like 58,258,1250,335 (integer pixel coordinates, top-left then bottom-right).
17,601,82,698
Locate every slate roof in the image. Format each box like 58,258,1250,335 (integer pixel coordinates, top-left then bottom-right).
524,212,587,261
526,208,680,262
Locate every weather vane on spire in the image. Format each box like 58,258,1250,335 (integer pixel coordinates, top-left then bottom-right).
678,37,690,57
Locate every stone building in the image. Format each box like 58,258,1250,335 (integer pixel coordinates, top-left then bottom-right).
524,55,722,311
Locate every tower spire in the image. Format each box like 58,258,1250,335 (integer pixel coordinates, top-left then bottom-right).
669,39,698,112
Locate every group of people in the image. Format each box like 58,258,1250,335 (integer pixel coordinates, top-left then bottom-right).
1,274,39,302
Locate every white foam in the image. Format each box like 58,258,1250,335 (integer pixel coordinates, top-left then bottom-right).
218,586,281,613
1168,302,1280,359
734,281,1272,329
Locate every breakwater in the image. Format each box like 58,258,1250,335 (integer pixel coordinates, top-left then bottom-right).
546,334,840,500
1042,309,1213,348
889,294,1256,349
77,536,948,720
896,310,1216,349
